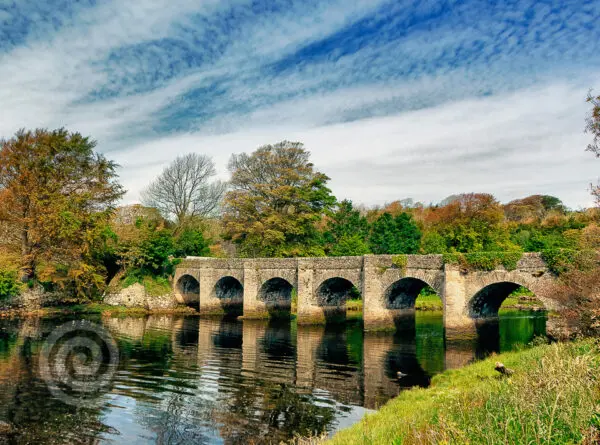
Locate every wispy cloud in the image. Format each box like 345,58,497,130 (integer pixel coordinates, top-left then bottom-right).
0,0,599,207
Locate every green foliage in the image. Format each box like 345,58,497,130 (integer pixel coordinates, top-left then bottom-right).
420,231,447,254
541,248,577,275
540,248,598,275
391,254,408,269
117,218,176,278
329,234,370,256
0,128,125,299
142,276,172,296
174,228,210,257
119,274,172,297
443,251,523,271
369,212,421,254
415,290,443,311
324,200,370,256
0,270,21,302
222,141,336,257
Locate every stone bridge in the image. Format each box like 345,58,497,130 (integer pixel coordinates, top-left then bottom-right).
174,253,556,330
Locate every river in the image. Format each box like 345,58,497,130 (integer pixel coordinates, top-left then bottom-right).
0,311,546,444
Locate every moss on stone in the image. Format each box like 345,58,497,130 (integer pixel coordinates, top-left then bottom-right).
443,252,523,272
391,255,408,270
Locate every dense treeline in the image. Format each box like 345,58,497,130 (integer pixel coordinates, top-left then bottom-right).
0,92,598,303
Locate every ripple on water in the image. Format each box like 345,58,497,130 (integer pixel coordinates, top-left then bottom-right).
0,312,547,444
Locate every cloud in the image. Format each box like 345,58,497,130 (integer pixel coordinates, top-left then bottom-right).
0,0,599,208
114,79,599,209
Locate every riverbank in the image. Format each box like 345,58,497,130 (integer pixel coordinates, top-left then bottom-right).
0,303,199,319
313,338,600,445
0,294,543,319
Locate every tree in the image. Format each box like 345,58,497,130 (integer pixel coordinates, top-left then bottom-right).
114,215,176,278
585,91,600,204
329,234,370,257
222,141,336,257
504,195,566,222
323,200,370,256
420,231,447,254
426,193,517,252
174,228,211,257
369,212,421,254
142,153,226,229
0,128,124,296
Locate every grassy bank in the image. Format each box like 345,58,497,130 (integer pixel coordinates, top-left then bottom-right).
320,339,600,445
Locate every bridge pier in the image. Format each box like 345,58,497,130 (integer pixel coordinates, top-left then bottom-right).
295,324,324,388
198,270,225,314
443,265,473,329
242,266,269,319
296,264,326,324
362,258,396,331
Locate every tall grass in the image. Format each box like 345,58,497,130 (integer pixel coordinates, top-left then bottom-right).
325,340,600,445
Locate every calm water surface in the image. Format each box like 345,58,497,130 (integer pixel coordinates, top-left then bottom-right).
0,311,546,444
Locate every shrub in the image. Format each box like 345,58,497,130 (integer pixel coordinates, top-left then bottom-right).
174,228,210,257
0,270,21,302
443,251,523,271
541,248,598,276
117,223,176,277
391,254,408,269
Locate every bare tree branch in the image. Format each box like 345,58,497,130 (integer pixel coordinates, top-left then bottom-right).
142,153,225,227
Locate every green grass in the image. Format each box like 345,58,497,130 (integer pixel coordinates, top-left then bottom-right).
119,274,172,297
347,298,363,312
325,339,600,445
141,275,172,297
500,286,545,311
346,295,445,313
415,293,443,311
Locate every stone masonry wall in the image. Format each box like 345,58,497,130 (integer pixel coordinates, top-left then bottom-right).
176,253,555,329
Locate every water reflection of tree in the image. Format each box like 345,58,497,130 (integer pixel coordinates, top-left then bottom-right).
0,320,111,444
499,311,547,351
414,312,445,376
126,318,338,444
214,381,337,443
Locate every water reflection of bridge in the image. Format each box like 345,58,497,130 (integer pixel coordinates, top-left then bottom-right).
0,314,547,444
105,315,537,410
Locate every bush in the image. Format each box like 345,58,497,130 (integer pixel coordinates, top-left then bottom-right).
119,274,172,297
541,248,598,276
443,251,523,271
544,267,600,338
117,220,176,277
0,270,21,302
174,228,210,257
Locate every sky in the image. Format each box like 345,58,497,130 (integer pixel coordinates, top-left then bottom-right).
1,0,599,209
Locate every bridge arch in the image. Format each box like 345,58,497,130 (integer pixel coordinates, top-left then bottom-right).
468,281,547,318
316,277,358,307
315,277,360,323
258,277,294,315
214,276,244,315
176,274,200,306
384,277,440,310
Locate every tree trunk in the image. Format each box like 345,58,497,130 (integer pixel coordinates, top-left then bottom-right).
20,228,34,283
